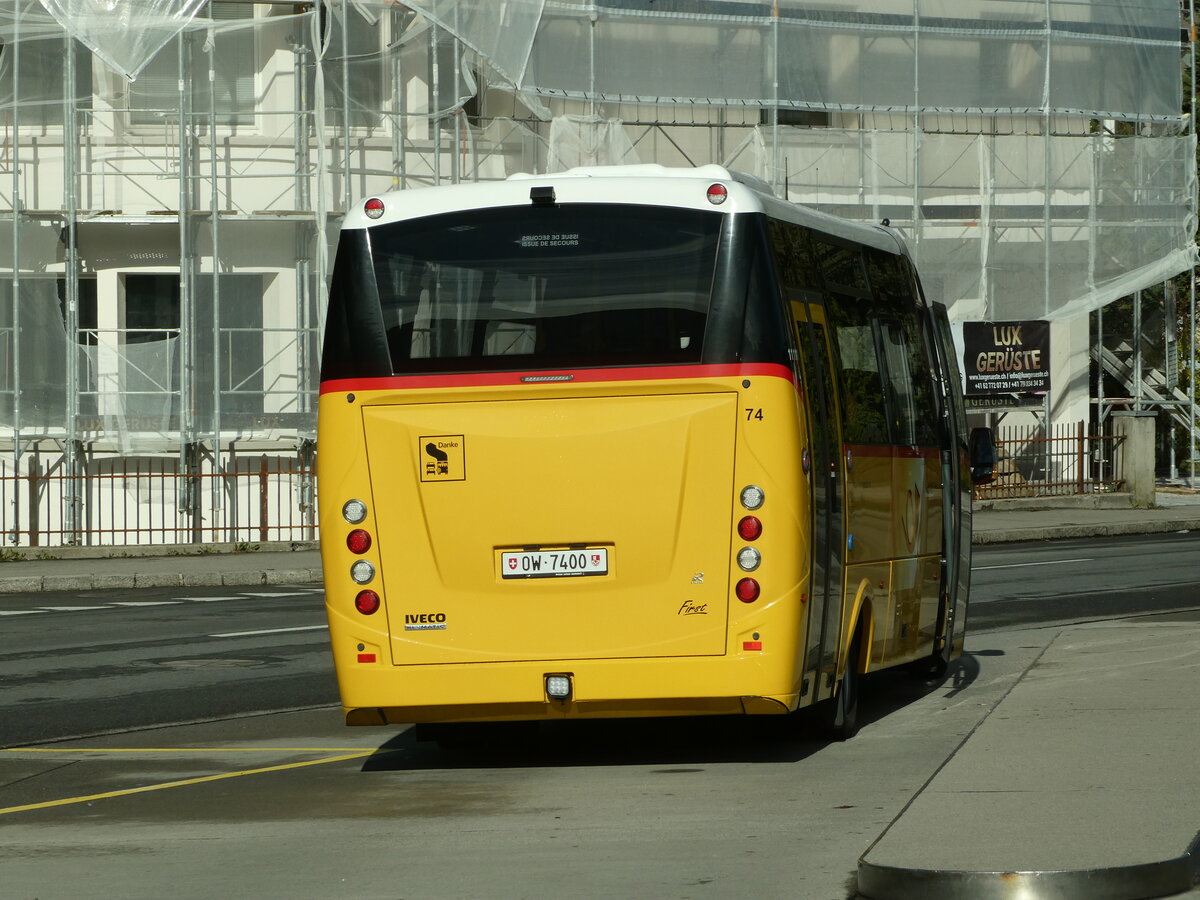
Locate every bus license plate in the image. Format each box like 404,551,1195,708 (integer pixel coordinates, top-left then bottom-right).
501,548,608,579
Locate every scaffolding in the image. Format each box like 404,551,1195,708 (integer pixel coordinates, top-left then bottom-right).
0,0,1193,545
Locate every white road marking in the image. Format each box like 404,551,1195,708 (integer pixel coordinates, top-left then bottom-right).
111,601,184,607
239,592,309,598
974,558,1093,571
210,624,327,638
174,596,244,602
0,609,48,616
38,605,111,611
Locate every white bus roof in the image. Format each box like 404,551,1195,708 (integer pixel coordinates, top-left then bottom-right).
342,164,905,255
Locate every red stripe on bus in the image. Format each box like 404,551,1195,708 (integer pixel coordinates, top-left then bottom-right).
845,444,941,460
320,363,796,394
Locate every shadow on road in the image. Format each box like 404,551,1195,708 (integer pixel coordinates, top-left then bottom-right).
360,649,1008,772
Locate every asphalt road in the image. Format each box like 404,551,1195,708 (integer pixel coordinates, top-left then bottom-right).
4,531,1200,747
968,530,1200,631
3,535,1200,899
0,583,337,747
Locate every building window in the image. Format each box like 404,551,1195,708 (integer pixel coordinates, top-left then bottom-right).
323,5,386,129
128,2,255,128
194,273,266,417
122,274,180,343
0,37,92,127
58,278,99,345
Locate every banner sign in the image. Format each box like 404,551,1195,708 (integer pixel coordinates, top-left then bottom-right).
962,321,1050,396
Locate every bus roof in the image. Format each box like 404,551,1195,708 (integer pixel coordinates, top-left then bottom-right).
342,164,905,256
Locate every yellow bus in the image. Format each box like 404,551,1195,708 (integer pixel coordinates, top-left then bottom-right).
318,164,993,741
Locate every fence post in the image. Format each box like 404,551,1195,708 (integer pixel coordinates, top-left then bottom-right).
259,454,269,543
26,458,39,548
1076,420,1085,494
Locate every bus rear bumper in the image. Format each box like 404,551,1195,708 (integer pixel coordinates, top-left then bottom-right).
343,693,796,726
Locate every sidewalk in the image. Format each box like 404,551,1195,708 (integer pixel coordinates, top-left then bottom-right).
0,490,1198,595
859,620,1200,900
972,488,1200,544
0,541,322,595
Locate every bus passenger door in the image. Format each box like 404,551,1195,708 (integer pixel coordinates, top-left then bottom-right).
929,302,972,659
791,299,845,704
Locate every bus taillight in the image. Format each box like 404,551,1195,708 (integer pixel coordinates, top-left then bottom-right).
346,528,372,554
350,560,375,584
735,578,760,603
355,590,381,615
737,516,762,541
341,499,368,523
739,485,765,510
736,547,762,572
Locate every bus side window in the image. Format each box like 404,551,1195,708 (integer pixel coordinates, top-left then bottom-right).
866,250,940,448
827,300,890,446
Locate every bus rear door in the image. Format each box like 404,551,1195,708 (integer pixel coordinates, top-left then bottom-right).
790,297,846,704
929,301,972,659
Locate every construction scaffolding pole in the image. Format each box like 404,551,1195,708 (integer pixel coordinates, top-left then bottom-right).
208,10,225,539
178,29,201,541
1192,0,1197,489
8,0,20,544
62,25,82,544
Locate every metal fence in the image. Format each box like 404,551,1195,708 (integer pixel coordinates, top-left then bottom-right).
0,418,1129,547
974,420,1126,500
1,451,316,548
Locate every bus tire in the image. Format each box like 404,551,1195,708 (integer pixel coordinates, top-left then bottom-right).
824,624,862,741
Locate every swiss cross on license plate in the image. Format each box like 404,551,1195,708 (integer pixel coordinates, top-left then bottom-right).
501,549,608,579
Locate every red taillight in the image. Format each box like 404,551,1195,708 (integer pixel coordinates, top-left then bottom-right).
706,183,728,205
737,516,762,541
355,590,381,615
364,197,385,219
735,578,760,603
346,528,372,554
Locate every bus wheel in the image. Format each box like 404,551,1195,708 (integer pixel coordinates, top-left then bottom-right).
824,626,861,741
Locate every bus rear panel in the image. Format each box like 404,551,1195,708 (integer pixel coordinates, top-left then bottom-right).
318,166,971,729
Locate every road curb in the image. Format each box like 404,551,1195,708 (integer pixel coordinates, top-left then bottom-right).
973,518,1200,544
0,568,323,595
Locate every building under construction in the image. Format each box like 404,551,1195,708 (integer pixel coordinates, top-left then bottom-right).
1,0,1194,545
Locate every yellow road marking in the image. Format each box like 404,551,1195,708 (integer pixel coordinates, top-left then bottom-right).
4,747,371,753
0,751,373,816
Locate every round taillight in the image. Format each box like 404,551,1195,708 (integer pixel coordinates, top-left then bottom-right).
740,485,765,511
364,197,385,219
347,529,372,554
350,560,375,584
738,516,763,541
706,183,728,205
735,577,760,603
342,499,367,524
737,547,762,572
355,589,380,615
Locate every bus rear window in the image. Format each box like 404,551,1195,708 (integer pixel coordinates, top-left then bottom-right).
328,204,721,376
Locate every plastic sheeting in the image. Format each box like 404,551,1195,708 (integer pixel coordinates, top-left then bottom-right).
37,0,205,82
0,0,1190,450
547,115,639,170
714,125,1198,321
410,0,1183,121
